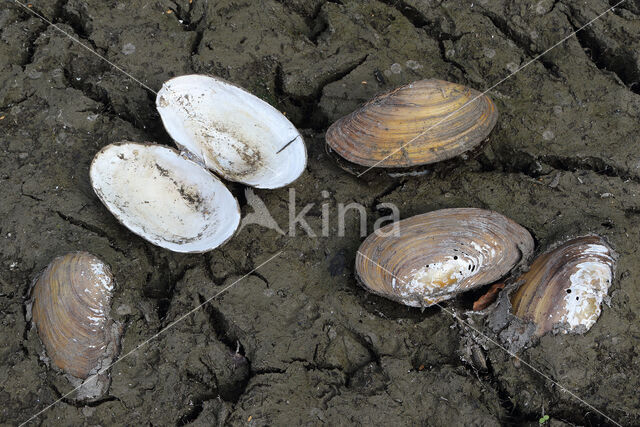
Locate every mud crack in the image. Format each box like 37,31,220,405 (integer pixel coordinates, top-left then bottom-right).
479,10,562,78
156,265,196,321
561,4,640,95
199,296,251,403
275,54,368,129
370,178,407,211
55,211,128,255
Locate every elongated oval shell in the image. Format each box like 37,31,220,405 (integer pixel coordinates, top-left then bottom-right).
326,79,498,168
90,142,240,253
30,252,120,379
156,74,307,189
510,236,616,336
356,208,533,307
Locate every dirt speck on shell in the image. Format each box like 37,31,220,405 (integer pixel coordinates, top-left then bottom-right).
1,0,640,425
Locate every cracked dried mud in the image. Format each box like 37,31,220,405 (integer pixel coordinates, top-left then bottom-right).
1,0,640,425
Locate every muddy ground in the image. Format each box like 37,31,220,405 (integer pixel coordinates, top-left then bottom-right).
1,0,640,425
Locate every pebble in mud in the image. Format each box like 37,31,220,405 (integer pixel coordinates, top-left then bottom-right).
122,43,136,55
389,63,402,74
535,0,555,15
27,69,43,79
483,48,496,59
505,62,519,73
116,304,132,315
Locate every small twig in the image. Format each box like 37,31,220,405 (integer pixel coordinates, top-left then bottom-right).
276,135,299,154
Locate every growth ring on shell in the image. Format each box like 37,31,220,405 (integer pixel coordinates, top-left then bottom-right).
355,208,534,307
29,252,121,382
326,79,498,168
90,142,241,253
510,236,616,336
156,74,307,189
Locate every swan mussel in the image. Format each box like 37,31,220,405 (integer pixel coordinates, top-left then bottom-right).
510,236,616,336
355,208,533,307
325,79,498,173
28,252,122,399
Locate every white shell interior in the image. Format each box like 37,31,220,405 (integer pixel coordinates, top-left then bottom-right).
90,143,240,253
156,74,306,189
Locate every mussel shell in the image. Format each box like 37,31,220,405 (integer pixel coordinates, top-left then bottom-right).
156,74,307,189
356,208,534,307
510,236,616,336
325,79,498,168
30,252,120,379
90,142,241,253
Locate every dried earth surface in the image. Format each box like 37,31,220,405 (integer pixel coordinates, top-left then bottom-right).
1,0,640,425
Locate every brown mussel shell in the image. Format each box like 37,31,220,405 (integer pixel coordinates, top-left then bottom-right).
30,252,121,379
355,208,534,307
510,236,616,336
325,79,498,169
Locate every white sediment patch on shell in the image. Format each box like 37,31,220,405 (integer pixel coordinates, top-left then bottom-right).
391,272,456,307
90,262,113,291
406,258,471,295
471,241,496,259
156,75,306,189
561,259,612,332
393,251,487,306
579,244,610,257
